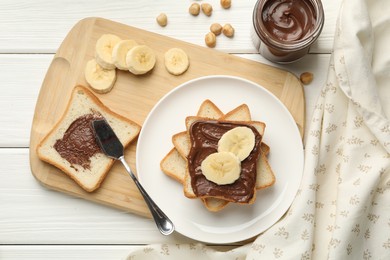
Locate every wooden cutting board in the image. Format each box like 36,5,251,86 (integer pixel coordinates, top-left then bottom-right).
29,17,304,218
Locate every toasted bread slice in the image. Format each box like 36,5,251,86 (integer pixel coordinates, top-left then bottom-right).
160,147,187,184
201,198,229,212
256,152,276,189
37,85,141,192
220,104,251,121
172,131,190,159
261,142,270,156
196,99,224,119
184,104,251,132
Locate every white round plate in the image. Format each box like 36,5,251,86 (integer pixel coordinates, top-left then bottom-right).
136,75,304,244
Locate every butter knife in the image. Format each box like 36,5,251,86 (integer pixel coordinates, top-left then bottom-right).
92,119,174,236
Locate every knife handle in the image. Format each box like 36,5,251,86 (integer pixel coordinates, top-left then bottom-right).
119,156,175,236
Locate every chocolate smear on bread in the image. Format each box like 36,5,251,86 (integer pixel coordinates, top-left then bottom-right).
54,112,103,170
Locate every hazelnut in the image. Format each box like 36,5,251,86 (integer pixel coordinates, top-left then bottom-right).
222,24,234,37
210,23,222,36
201,3,213,16
205,32,216,48
220,0,231,9
156,13,168,27
189,3,200,16
300,72,314,85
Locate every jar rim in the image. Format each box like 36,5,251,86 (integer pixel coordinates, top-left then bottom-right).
252,0,325,51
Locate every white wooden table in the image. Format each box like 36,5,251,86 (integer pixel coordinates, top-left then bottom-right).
0,0,342,258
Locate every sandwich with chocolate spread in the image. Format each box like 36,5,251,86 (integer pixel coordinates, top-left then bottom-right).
160,100,275,210
37,86,141,192
185,120,262,204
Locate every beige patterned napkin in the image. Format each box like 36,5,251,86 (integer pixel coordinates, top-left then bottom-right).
126,0,390,258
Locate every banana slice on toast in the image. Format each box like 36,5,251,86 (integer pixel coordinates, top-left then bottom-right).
218,126,256,161
201,152,241,185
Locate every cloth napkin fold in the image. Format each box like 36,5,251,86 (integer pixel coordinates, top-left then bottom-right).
126,0,390,258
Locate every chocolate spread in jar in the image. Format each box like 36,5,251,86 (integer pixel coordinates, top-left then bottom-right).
187,120,262,203
54,113,104,170
261,0,316,42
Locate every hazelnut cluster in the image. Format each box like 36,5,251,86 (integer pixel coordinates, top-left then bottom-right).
188,1,235,48
205,23,235,48
156,2,235,48
189,2,214,16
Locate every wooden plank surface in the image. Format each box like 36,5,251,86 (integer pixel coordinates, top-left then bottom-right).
0,0,340,54
29,17,304,218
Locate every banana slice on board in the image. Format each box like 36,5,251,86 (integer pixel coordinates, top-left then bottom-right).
95,34,122,70
84,59,116,94
218,126,255,161
201,152,241,185
164,48,190,75
112,39,138,70
126,45,156,75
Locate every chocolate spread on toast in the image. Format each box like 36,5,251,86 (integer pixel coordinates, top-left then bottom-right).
187,120,262,203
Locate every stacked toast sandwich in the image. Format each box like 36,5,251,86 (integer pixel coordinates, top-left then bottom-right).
161,100,275,211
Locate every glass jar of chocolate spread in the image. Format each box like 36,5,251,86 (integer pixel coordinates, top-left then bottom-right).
251,0,324,63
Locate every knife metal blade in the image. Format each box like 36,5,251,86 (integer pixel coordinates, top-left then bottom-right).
92,119,124,159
